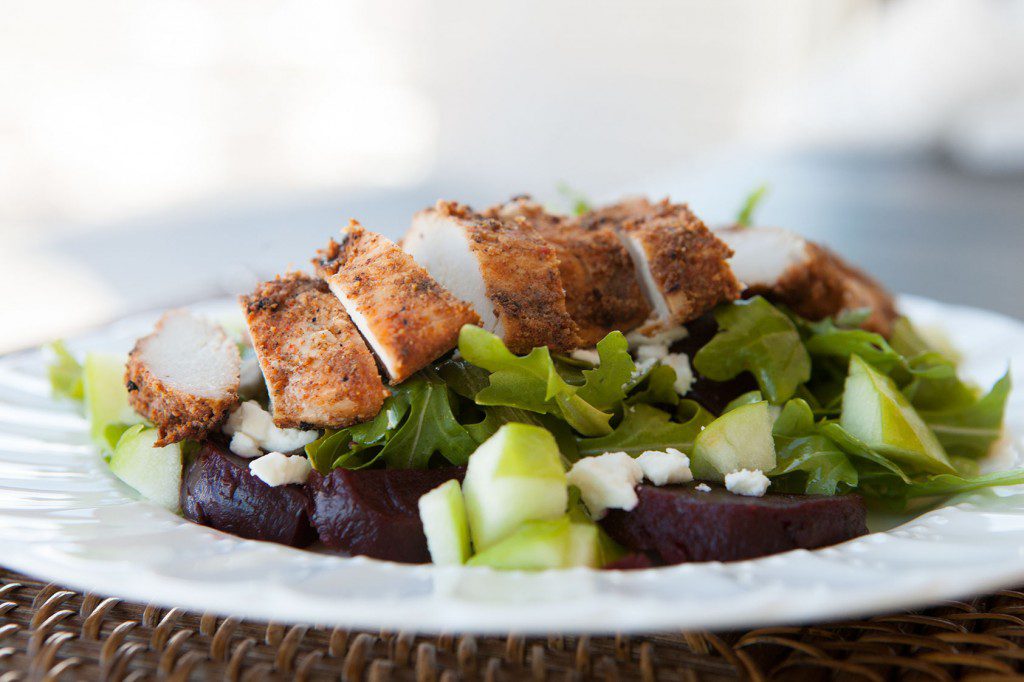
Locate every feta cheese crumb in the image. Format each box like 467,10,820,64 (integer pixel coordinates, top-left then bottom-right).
724,469,771,497
570,348,601,365
636,448,693,485
627,326,689,349
695,483,712,492
223,401,319,458
662,352,694,395
567,452,643,518
635,343,668,363
249,451,312,487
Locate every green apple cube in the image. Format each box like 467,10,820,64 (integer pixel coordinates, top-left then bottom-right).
84,352,144,449
691,401,776,481
841,354,954,474
108,425,183,512
467,516,571,570
419,479,472,565
462,423,568,551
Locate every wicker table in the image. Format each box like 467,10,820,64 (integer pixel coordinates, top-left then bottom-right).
4,570,1024,680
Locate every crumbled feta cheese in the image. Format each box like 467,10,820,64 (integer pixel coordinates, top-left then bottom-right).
636,448,693,485
662,352,694,395
627,326,689,349
223,400,319,458
635,343,668,363
570,348,601,365
695,483,712,492
724,469,771,497
238,356,266,399
567,452,643,518
248,451,312,487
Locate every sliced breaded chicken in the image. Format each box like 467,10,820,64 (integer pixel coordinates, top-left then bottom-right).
242,273,388,429
485,197,650,346
403,200,580,353
715,225,897,336
585,199,741,332
126,310,240,446
313,221,481,384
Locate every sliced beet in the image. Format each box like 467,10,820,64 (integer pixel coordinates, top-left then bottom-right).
181,442,314,547
603,553,655,570
308,467,465,564
600,484,867,564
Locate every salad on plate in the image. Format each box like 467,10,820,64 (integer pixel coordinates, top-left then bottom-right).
47,191,1018,570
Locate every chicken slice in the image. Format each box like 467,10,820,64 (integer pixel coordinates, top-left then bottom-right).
126,310,240,446
403,200,580,353
314,221,481,384
241,273,388,429
485,197,651,347
585,199,741,332
716,225,897,336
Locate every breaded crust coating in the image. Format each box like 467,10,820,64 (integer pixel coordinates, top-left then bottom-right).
766,243,897,336
407,201,580,353
314,222,481,384
486,197,651,346
126,311,240,446
590,199,741,328
242,273,388,429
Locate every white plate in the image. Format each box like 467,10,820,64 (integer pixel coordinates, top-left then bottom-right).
1,296,1022,634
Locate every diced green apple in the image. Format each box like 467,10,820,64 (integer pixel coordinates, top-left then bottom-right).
108,425,183,511
462,423,568,551
419,479,472,565
467,516,571,570
84,353,144,450
841,354,955,474
691,401,776,480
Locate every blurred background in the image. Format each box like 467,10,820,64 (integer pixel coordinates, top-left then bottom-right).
2,0,1023,352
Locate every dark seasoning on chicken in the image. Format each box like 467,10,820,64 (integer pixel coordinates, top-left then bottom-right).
59,190,1017,570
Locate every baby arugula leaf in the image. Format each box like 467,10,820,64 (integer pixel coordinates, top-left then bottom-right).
576,331,636,409
802,318,904,374
377,376,477,469
693,296,811,404
575,402,713,458
458,325,612,436
735,183,769,227
626,364,680,407
47,341,84,401
768,399,857,495
917,370,1011,459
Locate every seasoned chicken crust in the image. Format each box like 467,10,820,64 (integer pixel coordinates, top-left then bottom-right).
314,222,480,384
126,311,240,446
242,273,388,429
486,197,650,346
587,198,741,330
406,200,580,353
767,243,897,336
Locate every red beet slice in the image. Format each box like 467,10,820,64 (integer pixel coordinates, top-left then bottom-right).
600,484,867,564
180,442,315,547
308,467,465,564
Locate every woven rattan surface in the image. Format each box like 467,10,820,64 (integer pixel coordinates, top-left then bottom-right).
3,569,1024,680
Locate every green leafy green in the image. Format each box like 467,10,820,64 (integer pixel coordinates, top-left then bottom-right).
375,377,476,468
693,297,811,403
768,399,857,495
735,183,769,227
802,318,904,374
47,341,84,401
575,402,713,458
556,182,593,216
576,332,636,409
459,325,612,436
917,371,1011,459
626,364,680,407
